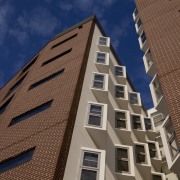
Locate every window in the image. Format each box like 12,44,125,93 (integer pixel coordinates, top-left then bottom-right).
134,8,138,17
92,74,104,89
115,147,129,173
115,111,126,129
51,34,78,49
19,55,38,77
42,48,72,66
0,95,14,114
87,104,103,127
152,175,162,180
80,151,100,180
115,66,123,76
141,31,146,44
29,69,64,90
135,145,146,164
137,18,142,28
129,93,139,105
96,52,106,64
144,118,152,130
115,85,125,98
148,143,157,158
0,147,35,174
153,78,163,102
9,100,53,126
164,118,180,159
5,73,28,98
99,37,107,46
132,115,142,130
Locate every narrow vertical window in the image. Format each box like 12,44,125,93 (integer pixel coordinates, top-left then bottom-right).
87,104,103,127
96,52,106,64
135,145,146,164
92,74,104,89
115,66,124,76
129,93,139,105
115,147,129,173
144,118,152,130
115,85,125,98
148,143,157,158
132,115,142,130
80,151,100,180
115,111,127,129
99,37,107,46
141,31,146,44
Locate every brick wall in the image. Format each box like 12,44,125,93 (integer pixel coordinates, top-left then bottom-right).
135,0,180,144
0,19,95,179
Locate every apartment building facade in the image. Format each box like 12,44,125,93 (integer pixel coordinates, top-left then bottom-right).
0,16,169,180
133,0,180,178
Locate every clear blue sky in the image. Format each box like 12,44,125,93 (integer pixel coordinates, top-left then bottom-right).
0,0,153,109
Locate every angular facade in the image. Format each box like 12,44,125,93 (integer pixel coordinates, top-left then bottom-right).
133,0,180,178
0,15,173,180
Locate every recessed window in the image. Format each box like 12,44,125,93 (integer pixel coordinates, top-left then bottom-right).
0,147,35,174
137,18,142,28
19,55,39,77
29,69,64,90
9,100,53,126
80,151,99,180
164,119,179,159
140,31,146,44
129,93,139,105
115,85,125,98
134,8,138,17
115,111,127,129
0,95,14,114
148,143,157,158
115,147,129,173
87,104,103,127
42,48,72,66
99,37,107,46
96,52,106,64
51,34,78,49
132,115,142,130
5,73,28,99
144,118,152,130
152,175,162,180
135,145,146,164
115,66,124,76
92,74,104,89
153,77,163,103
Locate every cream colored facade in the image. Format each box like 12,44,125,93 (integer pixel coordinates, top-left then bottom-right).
63,24,167,180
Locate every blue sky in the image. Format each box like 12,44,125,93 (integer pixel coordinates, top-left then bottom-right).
0,0,153,109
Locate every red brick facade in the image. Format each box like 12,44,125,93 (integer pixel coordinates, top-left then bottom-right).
135,0,180,144
0,19,95,179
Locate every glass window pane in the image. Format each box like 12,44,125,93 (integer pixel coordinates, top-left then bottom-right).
94,74,104,81
81,169,97,180
115,67,123,76
152,175,162,180
83,152,98,168
88,115,101,126
90,105,102,115
144,118,152,130
117,148,128,159
117,160,129,172
130,93,138,104
99,37,107,46
93,81,103,89
116,120,126,129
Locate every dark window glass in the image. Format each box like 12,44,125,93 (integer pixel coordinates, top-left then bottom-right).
115,66,123,76
130,93,138,105
144,118,152,130
81,169,97,180
148,143,157,158
136,145,146,164
132,115,142,130
116,148,129,173
96,52,106,64
29,69,64,90
83,152,98,168
137,19,142,28
115,86,125,98
0,95,14,114
93,74,104,89
0,147,35,174
19,55,38,76
9,100,53,126
42,48,72,66
134,8,138,16
115,112,126,129
51,34,77,49
152,175,162,180
141,32,146,44
5,73,28,98
99,37,107,46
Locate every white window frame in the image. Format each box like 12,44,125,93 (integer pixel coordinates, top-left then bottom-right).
131,114,144,131
115,111,127,130
92,73,105,90
144,117,154,131
152,172,166,180
115,85,125,99
79,147,105,180
147,140,161,160
98,36,110,47
114,66,124,77
129,92,141,106
95,51,109,65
